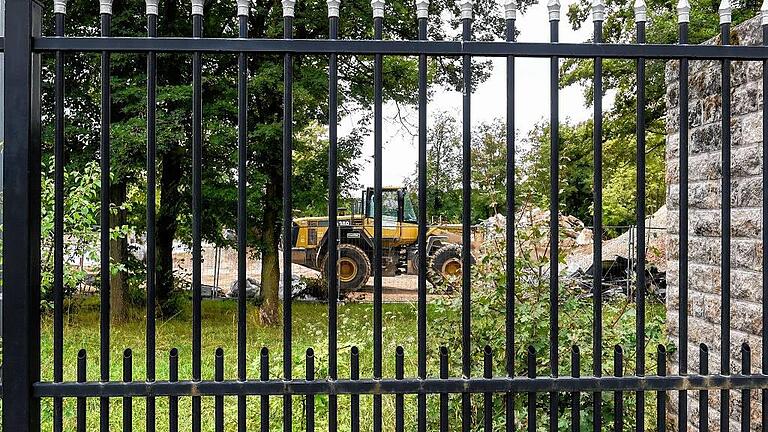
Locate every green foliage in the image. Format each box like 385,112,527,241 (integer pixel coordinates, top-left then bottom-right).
521,119,666,235
431,211,669,429
521,0,763,235
39,156,101,301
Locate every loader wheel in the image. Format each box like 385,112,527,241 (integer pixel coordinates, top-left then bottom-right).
322,244,371,293
429,244,471,289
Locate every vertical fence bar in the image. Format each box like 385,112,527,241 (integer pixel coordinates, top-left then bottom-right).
326,2,340,429
306,348,315,432
373,0,385,429
4,0,42,423
282,2,295,430
169,348,179,432
190,2,204,431
77,349,87,432
591,2,604,430
145,0,158,429
657,345,667,432
571,346,580,432
215,348,224,432
261,347,270,431
351,346,360,432
762,5,768,431
439,347,449,431
677,2,690,430
613,346,623,432
547,2,560,430
99,5,113,431
699,344,708,432
236,2,249,431
459,1,473,429
123,349,133,432
718,3,732,430
484,346,493,432
53,1,66,431
413,0,428,429
527,346,536,432
634,4,647,430
504,1,517,430
395,346,405,432
740,344,751,432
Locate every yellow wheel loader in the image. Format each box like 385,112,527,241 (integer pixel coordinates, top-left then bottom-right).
290,186,474,292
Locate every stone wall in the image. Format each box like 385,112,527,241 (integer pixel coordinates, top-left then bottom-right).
665,15,764,431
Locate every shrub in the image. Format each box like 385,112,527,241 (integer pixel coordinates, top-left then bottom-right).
430,212,669,430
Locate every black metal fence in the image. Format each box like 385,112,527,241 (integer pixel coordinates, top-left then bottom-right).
3,0,768,430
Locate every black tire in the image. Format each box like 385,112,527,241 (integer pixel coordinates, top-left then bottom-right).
321,244,371,293
429,244,472,289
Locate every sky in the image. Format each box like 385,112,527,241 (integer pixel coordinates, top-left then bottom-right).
341,0,609,188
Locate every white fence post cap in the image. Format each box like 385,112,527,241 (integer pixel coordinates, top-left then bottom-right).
327,0,340,17
282,0,295,17
676,0,690,23
191,0,204,15
456,0,473,20
100,0,113,15
371,0,384,18
504,0,516,20
634,0,646,23
237,0,250,16
547,0,560,21
719,0,731,24
592,0,605,22
54,0,67,14
415,0,429,18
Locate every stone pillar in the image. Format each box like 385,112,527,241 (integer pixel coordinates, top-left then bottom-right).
665,15,764,431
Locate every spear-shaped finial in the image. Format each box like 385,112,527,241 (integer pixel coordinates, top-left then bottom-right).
457,0,473,20
282,0,295,17
547,0,560,21
592,0,605,22
504,0,516,20
100,0,113,14
634,0,646,23
719,0,731,24
54,0,67,14
676,0,690,23
415,0,429,18
371,0,385,18
191,0,204,15
327,0,341,17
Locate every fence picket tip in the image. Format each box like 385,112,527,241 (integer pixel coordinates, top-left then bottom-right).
415,0,429,18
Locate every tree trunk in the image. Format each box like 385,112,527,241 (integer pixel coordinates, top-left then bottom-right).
156,146,185,316
110,181,129,322
259,180,281,326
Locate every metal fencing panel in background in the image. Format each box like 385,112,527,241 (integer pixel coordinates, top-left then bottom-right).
3,0,768,430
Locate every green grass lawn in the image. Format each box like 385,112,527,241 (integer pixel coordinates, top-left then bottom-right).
36,296,667,431
40,298,451,431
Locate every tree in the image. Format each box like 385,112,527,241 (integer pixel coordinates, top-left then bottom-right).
523,0,762,233
471,119,507,218
406,114,513,223
405,110,463,222
41,0,533,325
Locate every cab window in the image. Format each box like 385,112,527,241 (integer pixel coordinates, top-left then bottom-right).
367,190,399,224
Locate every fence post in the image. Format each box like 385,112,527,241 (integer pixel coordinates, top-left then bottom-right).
3,0,42,431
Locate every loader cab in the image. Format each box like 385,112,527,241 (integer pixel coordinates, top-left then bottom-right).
363,187,417,225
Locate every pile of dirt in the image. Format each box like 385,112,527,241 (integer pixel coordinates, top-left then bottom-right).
479,206,591,252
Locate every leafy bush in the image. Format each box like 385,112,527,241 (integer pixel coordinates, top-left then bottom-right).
431,212,669,430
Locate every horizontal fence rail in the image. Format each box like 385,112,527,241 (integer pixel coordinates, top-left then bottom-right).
3,0,768,430
24,38,768,58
